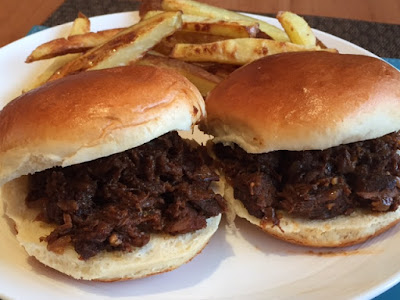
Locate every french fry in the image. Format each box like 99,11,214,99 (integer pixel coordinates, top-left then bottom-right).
161,0,289,42
143,10,260,38
182,21,258,38
141,9,165,20
171,38,329,65
23,14,92,92
136,54,221,96
143,10,258,27
154,31,229,55
168,31,229,44
49,11,182,81
25,28,122,63
182,14,259,28
70,12,91,35
277,11,316,46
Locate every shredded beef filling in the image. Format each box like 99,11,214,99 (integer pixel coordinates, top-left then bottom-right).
26,132,225,260
214,132,400,223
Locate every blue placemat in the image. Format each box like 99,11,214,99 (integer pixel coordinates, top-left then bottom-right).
27,25,48,35
384,58,400,70
26,24,400,300
377,285,399,300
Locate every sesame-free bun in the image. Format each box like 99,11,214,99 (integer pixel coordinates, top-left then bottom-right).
3,176,220,281
204,53,400,247
0,65,222,280
221,176,400,247
203,52,400,153
0,65,204,186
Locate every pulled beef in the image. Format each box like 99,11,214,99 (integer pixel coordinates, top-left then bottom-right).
26,132,225,260
214,132,400,223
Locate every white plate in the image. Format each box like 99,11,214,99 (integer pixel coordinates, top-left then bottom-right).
0,11,396,300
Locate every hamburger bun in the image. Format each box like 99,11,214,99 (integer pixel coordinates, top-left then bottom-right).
0,65,205,186
204,52,400,153
202,52,400,247
0,65,221,280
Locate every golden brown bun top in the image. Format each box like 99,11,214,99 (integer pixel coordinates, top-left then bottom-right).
0,65,204,185
202,52,400,153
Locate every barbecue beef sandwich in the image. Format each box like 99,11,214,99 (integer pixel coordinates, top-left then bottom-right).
0,65,225,280
201,51,400,247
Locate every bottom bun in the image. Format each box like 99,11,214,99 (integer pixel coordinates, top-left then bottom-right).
222,176,400,247
2,176,221,281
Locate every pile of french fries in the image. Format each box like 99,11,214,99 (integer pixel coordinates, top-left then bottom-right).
24,0,336,96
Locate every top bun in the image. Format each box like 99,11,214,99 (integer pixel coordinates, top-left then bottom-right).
202,52,400,153
0,65,204,186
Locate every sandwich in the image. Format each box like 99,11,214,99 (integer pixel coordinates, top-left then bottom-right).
201,51,400,247
0,65,225,280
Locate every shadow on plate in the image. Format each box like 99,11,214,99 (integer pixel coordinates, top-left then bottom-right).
26,215,234,298
231,215,400,257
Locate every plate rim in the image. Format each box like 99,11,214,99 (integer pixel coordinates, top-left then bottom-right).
0,10,397,300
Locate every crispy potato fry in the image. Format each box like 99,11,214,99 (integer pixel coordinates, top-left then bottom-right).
166,30,229,44
143,10,259,38
277,11,316,46
141,9,165,20
143,10,258,27
182,21,258,38
136,54,221,96
154,31,229,55
182,14,259,28
70,12,91,35
23,14,92,92
171,38,329,65
161,0,289,41
25,29,122,63
48,11,182,81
